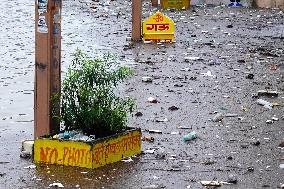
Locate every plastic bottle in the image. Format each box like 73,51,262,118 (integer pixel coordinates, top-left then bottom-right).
256,99,272,109
183,131,197,142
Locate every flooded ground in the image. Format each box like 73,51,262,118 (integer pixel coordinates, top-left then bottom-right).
0,0,283,188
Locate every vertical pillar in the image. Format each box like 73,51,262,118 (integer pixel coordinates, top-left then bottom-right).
132,0,142,41
35,0,62,138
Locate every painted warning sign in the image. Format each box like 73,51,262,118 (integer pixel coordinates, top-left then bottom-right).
142,12,174,42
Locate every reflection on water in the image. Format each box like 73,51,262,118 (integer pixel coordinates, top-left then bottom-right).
34,157,141,188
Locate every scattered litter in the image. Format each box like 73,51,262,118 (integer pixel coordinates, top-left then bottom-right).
142,77,153,83
224,113,238,117
184,56,201,62
24,165,36,169
148,129,162,134
272,116,279,121
153,176,159,180
21,140,34,159
200,181,232,186
183,131,197,142
155,117,168,122
242,106,249,112
170,131,179,135
49,183,64,188
257,90,279,97
121,157,133,163
201,71,214,77
143,136,154,142
144,149,155,154
200,159,216,165
148,97,158,103
247,166,254,172
55,130,95,141
155,148,166,159
142,185,159,189
251,139,260,146
227,174,238,184
257,99,273,109
212,113,223,122
177,126,192,129
266,120,273,124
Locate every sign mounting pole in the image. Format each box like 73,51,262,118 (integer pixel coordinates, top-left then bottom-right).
35,0,62,138
132,0,142,41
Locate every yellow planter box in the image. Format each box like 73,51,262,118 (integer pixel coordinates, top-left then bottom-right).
34,128,141,169
161,0,190,10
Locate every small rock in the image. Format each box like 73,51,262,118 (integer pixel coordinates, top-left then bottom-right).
168,106,179,111
241,144,249,148
237,59,245,63
227,156,233,160
135,112,143,117
246,73,254,79
279,141,284,148
251,140,260,146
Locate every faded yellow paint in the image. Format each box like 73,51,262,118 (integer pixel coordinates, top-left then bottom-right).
142,11,174,42
161,0,190,10
34,129,141,169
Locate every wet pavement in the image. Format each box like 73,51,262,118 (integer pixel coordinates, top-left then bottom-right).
0,0,284,188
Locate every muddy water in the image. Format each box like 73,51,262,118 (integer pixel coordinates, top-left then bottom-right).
0,0,283,188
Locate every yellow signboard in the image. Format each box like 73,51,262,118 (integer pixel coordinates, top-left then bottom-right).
142,11,174,42
34,128,141,169
161,0,190,10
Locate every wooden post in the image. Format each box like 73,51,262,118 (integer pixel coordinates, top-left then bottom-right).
35,0,61,138
132,0,142,41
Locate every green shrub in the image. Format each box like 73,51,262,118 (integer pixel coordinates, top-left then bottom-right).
60,49,135,138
